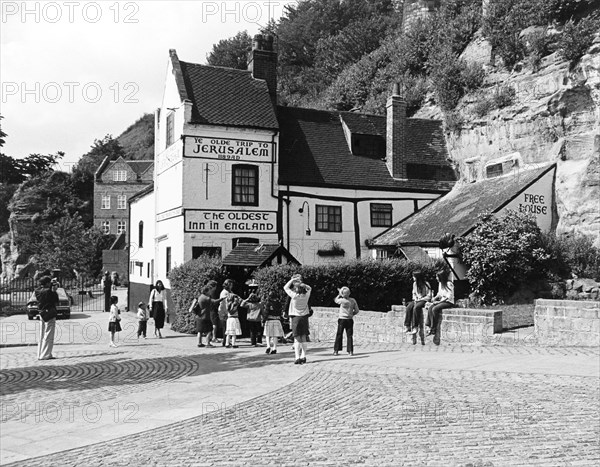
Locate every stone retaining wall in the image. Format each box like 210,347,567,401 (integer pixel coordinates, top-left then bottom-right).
534,299,600,346
310,306,502,345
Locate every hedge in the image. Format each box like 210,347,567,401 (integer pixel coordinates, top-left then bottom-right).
169,255,227,334
252,258,445,313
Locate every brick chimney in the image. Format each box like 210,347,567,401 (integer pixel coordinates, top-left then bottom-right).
248,34,277,104
386,83,407,179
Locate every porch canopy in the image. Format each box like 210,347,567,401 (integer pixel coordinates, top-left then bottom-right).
222,243,300,268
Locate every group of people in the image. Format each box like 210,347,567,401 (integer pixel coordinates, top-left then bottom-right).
403,269,455,346
108,279,168,347
33,268,453,361
188,274,364,364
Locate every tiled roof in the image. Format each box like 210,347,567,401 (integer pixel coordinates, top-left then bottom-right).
178,61,278,130
277,106,456,192
222,243,298,267
127,161,153,175
340,112,386,136
372,164,556,247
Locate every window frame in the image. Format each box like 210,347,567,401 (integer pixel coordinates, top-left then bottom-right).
101,194,111,210
101,221,110,234
117,220,127,235
315,205,342,232
117,194,127,210
138,221,144,248
112,170,127,182
370,203,393,228
231,164,259,206
166,247,172,275
166,112,175,147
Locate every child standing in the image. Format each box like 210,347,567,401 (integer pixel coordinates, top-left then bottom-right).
108,296,121,347
224,294,242,348
241,293,263,347
137,301,149,339
262,300,284,355
333,286,360,356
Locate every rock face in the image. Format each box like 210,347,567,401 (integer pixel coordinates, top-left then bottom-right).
416,33,600,245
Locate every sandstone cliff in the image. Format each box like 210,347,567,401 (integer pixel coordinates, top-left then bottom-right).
416,32,600,245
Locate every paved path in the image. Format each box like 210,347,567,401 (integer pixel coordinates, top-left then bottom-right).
1,307,599,466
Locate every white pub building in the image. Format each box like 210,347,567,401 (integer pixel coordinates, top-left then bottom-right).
128,35,456,307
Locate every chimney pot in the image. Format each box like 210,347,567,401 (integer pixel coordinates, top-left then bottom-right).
393,82,400,96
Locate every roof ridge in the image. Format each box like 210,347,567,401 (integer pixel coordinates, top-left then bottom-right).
179,60,252,74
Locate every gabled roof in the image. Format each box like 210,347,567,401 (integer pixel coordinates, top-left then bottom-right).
172,53,278,130
94,156,153,180
277,106,456,192
127,161,153,175
372,164,556,247
222,243,299,267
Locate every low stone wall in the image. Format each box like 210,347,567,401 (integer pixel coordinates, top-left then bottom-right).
310,306,502,345
534,299,600,346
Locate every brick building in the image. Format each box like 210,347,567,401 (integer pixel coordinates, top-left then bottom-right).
94,156,153,243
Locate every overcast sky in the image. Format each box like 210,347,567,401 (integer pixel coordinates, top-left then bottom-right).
1,0,295,169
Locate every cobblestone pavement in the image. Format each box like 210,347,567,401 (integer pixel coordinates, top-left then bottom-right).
1,335,599,467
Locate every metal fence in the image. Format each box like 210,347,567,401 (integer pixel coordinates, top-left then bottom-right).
0,278,105,313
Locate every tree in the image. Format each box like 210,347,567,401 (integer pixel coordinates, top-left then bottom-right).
73,135,126,177
206,31,252,69
458,211,551,304
29,213,107,278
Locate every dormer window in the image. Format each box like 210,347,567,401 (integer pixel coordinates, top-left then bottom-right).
484,153,522,179
351,134,385,158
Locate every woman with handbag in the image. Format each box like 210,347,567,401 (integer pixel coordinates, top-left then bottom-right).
148,280,168,338
241,293,263,347
36,276,59,360
195,281,225,347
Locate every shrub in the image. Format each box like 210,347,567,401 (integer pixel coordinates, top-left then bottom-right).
169,255,227,334
252,258,444,313
543,232,600,280
524,29,552,72
462,62,486,92
492,85,516,108
472,97,495,118
444,111,465,133
458,210,552,304
559,16,600,63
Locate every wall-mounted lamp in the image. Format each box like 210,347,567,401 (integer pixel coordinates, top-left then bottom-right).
298,201,311,236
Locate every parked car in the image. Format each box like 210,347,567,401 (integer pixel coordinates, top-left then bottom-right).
26,288,71,320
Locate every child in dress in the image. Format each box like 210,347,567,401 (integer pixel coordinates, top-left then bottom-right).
224,294,242,348
108,296,121,347
137,301,149,339
262,300,284,355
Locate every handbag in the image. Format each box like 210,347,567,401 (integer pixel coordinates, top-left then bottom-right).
247,304,262,322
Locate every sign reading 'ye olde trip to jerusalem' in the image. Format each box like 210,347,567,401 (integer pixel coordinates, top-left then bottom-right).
185,136,273,162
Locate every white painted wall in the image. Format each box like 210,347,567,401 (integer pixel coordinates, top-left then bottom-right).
282,186,441,264
128,190,155,287
501,168,555,232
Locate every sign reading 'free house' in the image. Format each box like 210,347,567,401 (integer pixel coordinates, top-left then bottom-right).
185,136,273,162
185,210,277,233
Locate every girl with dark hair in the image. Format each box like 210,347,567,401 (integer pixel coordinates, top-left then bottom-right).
149,280,168,338
404,271,432,345
426,270,455,345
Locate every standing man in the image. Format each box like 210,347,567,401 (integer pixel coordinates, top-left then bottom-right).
36,276,59,360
